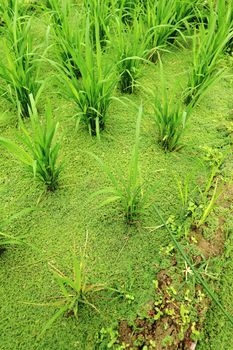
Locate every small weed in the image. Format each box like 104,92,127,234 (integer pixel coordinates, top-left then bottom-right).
39,236,105,337
201,146,225,194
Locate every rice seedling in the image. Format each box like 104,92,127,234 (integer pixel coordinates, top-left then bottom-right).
175,0,201,23
113,15,147,94
0,2,7,26
0,2,44,118
56,16,117,137
0,1,38,27
90,105,144,224
48,0,83,79
184,1,233,108
116,0,141,25
153,93,187,152
142,0,182,63
142,0,208,63
46,0,65,26
174,146,225,231
217,0,233,55
0,0,21,21
39,237,105,337
152,63,187,152
0,96,62,191
176,177,192,216
84,0,112,48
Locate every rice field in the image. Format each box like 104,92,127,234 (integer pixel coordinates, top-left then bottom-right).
0,1,233,349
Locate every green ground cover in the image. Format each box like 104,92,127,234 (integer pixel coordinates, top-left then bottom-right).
0,1,233,349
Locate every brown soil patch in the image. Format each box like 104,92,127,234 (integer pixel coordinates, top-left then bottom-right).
118,272,206,350
194,219,225,259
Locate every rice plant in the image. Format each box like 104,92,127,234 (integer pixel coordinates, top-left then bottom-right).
91,105,144,224
48,0,82,79
143,0,182,63
153,96,187,152
116,0,141,25
40,239,105,337
0,0,22,22
0,2,44,118
0,96,62,191
84,0,112,48
175,0,201,22
176,176,194,218
217,0,233,55
0,1,7,26
56,17,117,137
184,1,233,108
153,64,187,152
113,15,147,94
46,0,64,25
0,0,39,23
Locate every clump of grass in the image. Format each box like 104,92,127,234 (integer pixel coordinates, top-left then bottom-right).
184,1,233,108
84,0,112,48
217,0,233,55
91,105,144,224
153,95,187,152
153,64,187,152
143,0,183,63
0,0,22,23
116,0,140,25
113,15,147,94
175,0,201,22
39,237,105,337
48,0,82,79
0,96,62,191
46,0,63,25
0,2,44,118
57,17,117,137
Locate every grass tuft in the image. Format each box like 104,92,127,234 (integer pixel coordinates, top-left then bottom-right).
0,95,62,191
